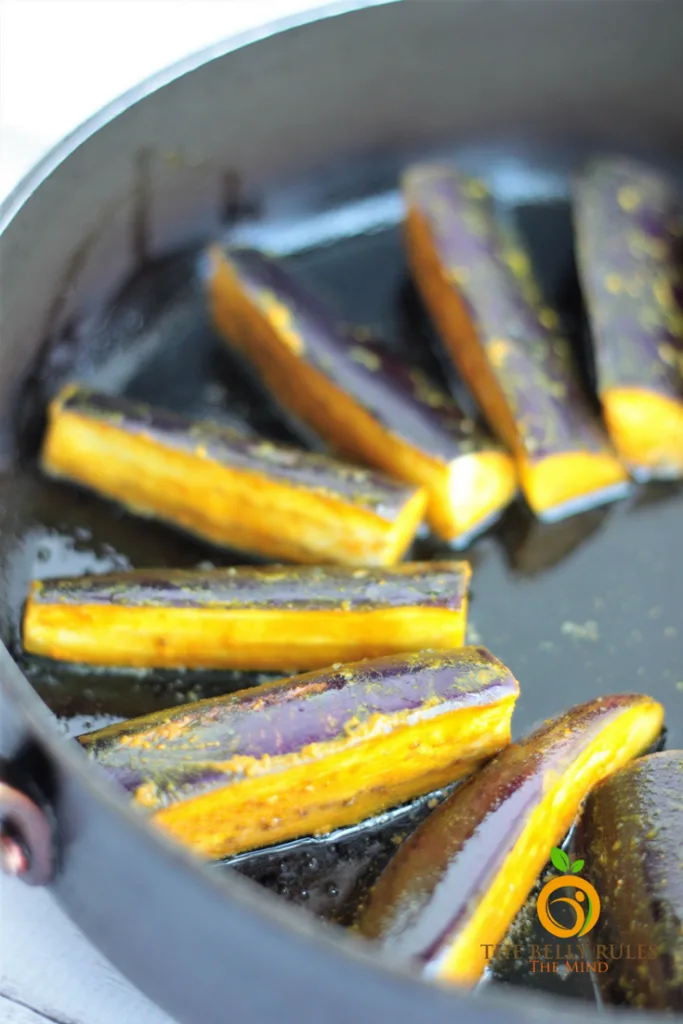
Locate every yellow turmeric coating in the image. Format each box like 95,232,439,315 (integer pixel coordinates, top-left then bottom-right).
23,598,468,670
403,191,629,520
430,699,664,985
41,402,426,567
517,451,631,521
602,387,683,479
148,698,516,859
207,247,516,543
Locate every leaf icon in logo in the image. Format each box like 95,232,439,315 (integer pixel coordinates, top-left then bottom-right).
550,846,570,872
571,859,585,874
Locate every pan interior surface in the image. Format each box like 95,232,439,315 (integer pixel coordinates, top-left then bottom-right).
1,144,681,1006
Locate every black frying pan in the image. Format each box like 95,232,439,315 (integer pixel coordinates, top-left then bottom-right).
1,3,682,1024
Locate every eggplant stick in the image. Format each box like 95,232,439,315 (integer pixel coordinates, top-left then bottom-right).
358,693,664,987
578,750,683,1011
402,163,629,521
206,246,517,545
41,384,427,567
23,561,470,670
574,157,683,480
79,647,520,860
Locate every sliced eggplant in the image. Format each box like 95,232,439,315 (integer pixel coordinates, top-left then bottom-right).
41,384,427,566
578,750,683,1011
205,246,517,545
574,157,683,480
402,163,629,522
23,561,471,671
78,646,519,859
358,693,664,988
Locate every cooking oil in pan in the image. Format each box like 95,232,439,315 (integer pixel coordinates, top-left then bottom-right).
1,153,681,1003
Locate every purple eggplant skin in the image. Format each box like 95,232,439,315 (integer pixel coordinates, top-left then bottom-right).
357,694,665,986
578,750,683,1011
206,245,517,544
23,561,471,671
402,164,614,464
46,385,416,520
574,158,683,400
28,561,470,613
207,246,495,463
77,646,518,805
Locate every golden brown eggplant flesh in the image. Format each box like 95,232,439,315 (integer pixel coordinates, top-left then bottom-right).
402,163,630,521
78,646,519,860
574,158,683,480
358,693,664,988
578,750,683,1011
41,384,427,566
23,561,471,670
205,246,517,545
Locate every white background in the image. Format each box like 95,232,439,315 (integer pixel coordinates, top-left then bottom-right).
0,0,320,199
0,4,329,1021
